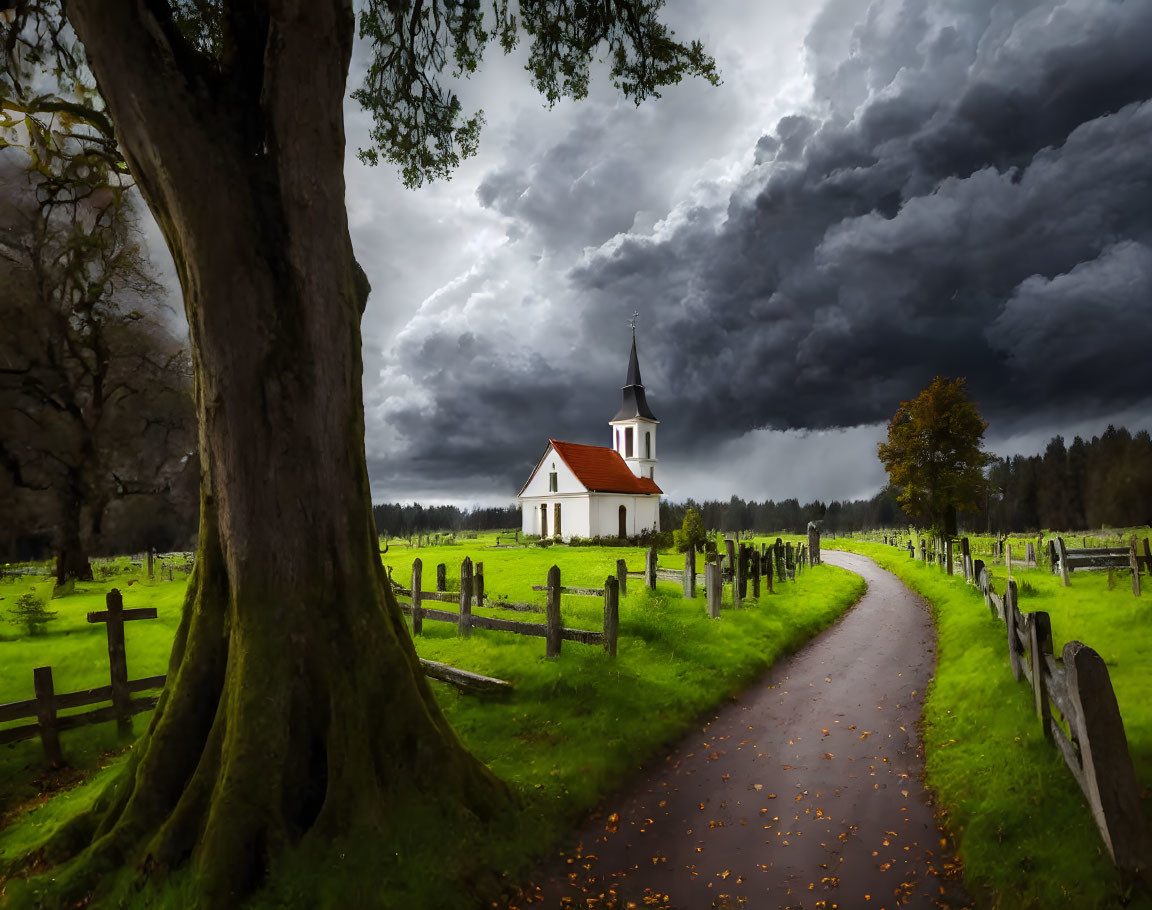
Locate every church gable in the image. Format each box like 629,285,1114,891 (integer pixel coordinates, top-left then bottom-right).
550,440,662,495
518,443,588,498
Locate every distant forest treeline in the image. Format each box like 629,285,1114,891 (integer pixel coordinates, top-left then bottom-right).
374,426,1152,537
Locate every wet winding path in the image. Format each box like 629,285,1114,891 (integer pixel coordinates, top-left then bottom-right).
514,551,968,909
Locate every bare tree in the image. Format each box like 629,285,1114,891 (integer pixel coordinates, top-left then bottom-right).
0,156,194,583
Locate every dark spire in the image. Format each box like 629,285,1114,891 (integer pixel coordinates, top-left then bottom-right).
613,329,658,422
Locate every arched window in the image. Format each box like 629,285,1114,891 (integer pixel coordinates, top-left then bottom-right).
540,504,548,537
618,505,627,539
625,427,633,457
645,431,651,459
554,503,562,537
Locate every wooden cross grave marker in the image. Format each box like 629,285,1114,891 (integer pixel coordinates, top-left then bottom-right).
87,588,157,734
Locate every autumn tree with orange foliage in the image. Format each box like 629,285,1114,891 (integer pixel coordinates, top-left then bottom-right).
878,376,993,537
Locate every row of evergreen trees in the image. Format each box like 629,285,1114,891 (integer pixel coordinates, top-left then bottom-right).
371,426,1152,537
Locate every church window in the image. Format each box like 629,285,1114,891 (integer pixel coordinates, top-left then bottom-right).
625,427,633,457
549,471,557,492
645,432,651,459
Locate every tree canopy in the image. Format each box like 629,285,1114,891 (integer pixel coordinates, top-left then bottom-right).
0,2,719,907
877,376,992,536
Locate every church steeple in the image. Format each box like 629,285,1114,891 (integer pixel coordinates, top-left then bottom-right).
609,315,659,481
613,320,658,422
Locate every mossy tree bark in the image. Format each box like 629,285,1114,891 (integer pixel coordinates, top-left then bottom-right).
33,1,511,904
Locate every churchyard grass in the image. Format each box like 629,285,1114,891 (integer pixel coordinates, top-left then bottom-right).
1,539,864,907
829,538,1152,910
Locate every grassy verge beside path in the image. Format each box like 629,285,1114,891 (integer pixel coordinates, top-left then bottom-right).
2,540,864,908
829,539,1152,910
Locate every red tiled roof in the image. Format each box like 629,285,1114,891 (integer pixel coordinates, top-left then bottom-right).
550,439,662,495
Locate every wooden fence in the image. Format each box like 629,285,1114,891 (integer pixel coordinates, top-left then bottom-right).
879,535,1151,878
399,557,619,658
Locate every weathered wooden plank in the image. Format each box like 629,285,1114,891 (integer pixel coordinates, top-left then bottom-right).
561,628,607,646
418,591,459,603
397,604,458,623
1030,611,1053,740
483,600,542,613
127,675,166,692
1049,718,1084,788
56,685,114,711
470,615,546,637
616,558,628,597
86,607,158,623
459,557,473,639
654,568,683,582
1063,640,1152,872
55,696,160,733
531,584,606,596
683,548,696,599
418,659,512,695
0,698,38,724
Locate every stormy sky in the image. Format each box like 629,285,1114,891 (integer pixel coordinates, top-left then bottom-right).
170,0,1152,505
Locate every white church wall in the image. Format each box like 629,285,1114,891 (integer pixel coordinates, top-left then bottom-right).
520,494,594,539
520,446,583,498
589,494,661,537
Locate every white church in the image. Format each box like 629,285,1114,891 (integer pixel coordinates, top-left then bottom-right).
518,332,662,539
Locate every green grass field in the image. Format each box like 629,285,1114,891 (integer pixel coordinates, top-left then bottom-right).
1,535,864,907
829,537,1152,909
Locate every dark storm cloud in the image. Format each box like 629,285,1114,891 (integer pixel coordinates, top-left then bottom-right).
572,0,1152,449
375,0,1152,499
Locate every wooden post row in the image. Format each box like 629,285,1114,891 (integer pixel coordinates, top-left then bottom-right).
645,548,657,590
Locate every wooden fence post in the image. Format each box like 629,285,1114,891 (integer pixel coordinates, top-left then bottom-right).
1056,537,1071,587
1128,539,1141,597
33,666,63,766
474,561,484,607
103,590,131,734
410,559,423,635
458,558,473,639
785,543,795,580
961,538,970,580
683,548,696,599
732,546,744,609
616,558,627,598
1005,580,1023,682
1029,610,1053,741
147,549,154,580
645,548,657,590
1064,641,1152,874
920,539,927,563
603,576,619,657
774,539,785,583
436,563,447,592
946,538,954,576
705,560,721,619
763,549,774,595
751,547,761,598
545,565,562,658
724,539,736,582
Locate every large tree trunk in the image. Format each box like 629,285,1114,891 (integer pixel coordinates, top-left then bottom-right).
54,472,93,586
27,2,513,904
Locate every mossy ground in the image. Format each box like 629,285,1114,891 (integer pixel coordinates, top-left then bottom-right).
830,537,1152,910
1,536,862,907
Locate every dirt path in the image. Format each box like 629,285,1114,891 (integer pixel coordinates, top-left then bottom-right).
511,552,968,909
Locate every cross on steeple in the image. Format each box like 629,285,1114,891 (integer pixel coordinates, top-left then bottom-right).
628,312,639,339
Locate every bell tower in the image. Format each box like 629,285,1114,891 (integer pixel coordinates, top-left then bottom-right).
609,315,659,481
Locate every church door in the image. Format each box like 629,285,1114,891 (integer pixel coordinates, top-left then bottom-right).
554,503,562,537
541,504,548,537
618,505,627,539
